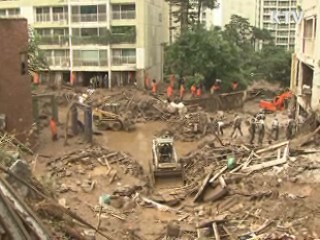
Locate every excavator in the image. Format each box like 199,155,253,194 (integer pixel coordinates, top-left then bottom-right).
149,136,185,188
92,108,135,131
259,91,293,112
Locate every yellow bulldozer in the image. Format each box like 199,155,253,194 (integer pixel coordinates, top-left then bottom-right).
92,108,135,131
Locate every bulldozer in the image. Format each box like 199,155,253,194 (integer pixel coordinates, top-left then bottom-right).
149,136,185,188
92,108,135,131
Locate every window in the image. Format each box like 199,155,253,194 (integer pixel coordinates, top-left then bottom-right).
36,28,51,36
73,50,107,66
7,8,20,16
35,7,50,22
81,28,98,36
112,4,135,20
112,49,136,65
72,5,106,22
0,10,6,16
52,6,67,22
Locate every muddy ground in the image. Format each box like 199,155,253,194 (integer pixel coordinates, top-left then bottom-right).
26,86,320,239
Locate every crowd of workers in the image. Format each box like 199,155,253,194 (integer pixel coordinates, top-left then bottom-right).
145,74,240,100
210,109,297,145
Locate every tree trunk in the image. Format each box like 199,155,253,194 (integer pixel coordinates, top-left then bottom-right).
197,0,202,26
181,1,189,32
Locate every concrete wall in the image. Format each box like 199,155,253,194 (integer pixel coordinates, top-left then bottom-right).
0,19,34,141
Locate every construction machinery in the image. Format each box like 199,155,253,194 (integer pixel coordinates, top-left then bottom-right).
149,136,185,187
92,108,135,131
259,91,293,112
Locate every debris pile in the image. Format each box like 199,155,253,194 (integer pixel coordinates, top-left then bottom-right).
47,145,145,179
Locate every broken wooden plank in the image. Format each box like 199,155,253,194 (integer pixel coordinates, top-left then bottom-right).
242,145,288,172
222,225,236,240
209,166,228,184
193,169,213,203
256,141,289,154
212,222,221,240
241,145,261,159
218,176,226,188
196,215,227,228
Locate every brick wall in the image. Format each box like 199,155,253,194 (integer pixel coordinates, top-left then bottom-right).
0,19,34,141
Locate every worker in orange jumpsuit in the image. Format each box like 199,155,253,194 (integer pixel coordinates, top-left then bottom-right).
191,84,196,98
196,85,202,97
151,79,157,94
70,72,76,86
167,84,174,99
180,84,185,100
50,117,58,141
33,73,40,85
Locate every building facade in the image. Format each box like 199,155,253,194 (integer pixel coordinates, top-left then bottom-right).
212,0,259,27
291,0,320,114
259,0,298,50
0,19,34,141
0,0,169,88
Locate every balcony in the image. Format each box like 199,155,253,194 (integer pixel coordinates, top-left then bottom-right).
38,36,69,45
71,13,107,23
73,58,108,67
72,35,109,45
111,32,136,44
112,55,136,65
35,13,51,22
46,56,70,67
52,13,68,22
112,10,135,20
303,38,315,58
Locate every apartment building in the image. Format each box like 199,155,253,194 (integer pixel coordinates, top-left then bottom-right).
212,0,259,27
291,0,320,114
259,0,298,50
0,0,169,88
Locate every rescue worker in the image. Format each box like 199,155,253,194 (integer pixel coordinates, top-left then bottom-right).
191,84,196,98
231,80,239,91
170,74,175,87
151,79,157,94
70,72,76,86
256,109,266,120
167,84,174,99
286,116,296,140
196,85,202,97
271,117,280,141
180,83,185,100
216,119,225,136
145,76,150,90
231,114,243,138
50,117,58,141
249,117,256,144
257,118,265,145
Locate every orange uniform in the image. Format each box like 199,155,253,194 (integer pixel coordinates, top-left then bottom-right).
191,85,196,97
70,72,76,86
180,85,185,99
197,87,201,97
33,73,39,84
145,77,150,89
50,118,57,141
167,85,174,98
152,82,157,94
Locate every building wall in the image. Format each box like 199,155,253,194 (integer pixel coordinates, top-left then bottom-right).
0,19,34,141
291,0,320,113
213,0,258,27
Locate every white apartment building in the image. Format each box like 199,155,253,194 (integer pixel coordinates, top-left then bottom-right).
259,0,298,50
291,0,320,114
0,0,169,88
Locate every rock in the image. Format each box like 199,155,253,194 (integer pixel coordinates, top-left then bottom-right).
110,197,124,209
166,221,180,238
198,227,212,237
6,160,32,198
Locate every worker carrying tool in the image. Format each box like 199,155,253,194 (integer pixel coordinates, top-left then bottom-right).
256,118,265,145
286,116,296,140
271,117,280,141
231,114,243,138
249,117,256,144
50,117,58,141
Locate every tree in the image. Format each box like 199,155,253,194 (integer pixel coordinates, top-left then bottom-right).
27,27,49,75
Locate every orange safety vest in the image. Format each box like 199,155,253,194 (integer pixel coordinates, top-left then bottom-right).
152,82,157,93
70,72,76,85
33,73,39,84
50,119,57,135
167,85,173,97
180,85,185,98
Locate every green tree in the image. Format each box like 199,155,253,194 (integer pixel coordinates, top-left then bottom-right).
28,27,49,75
